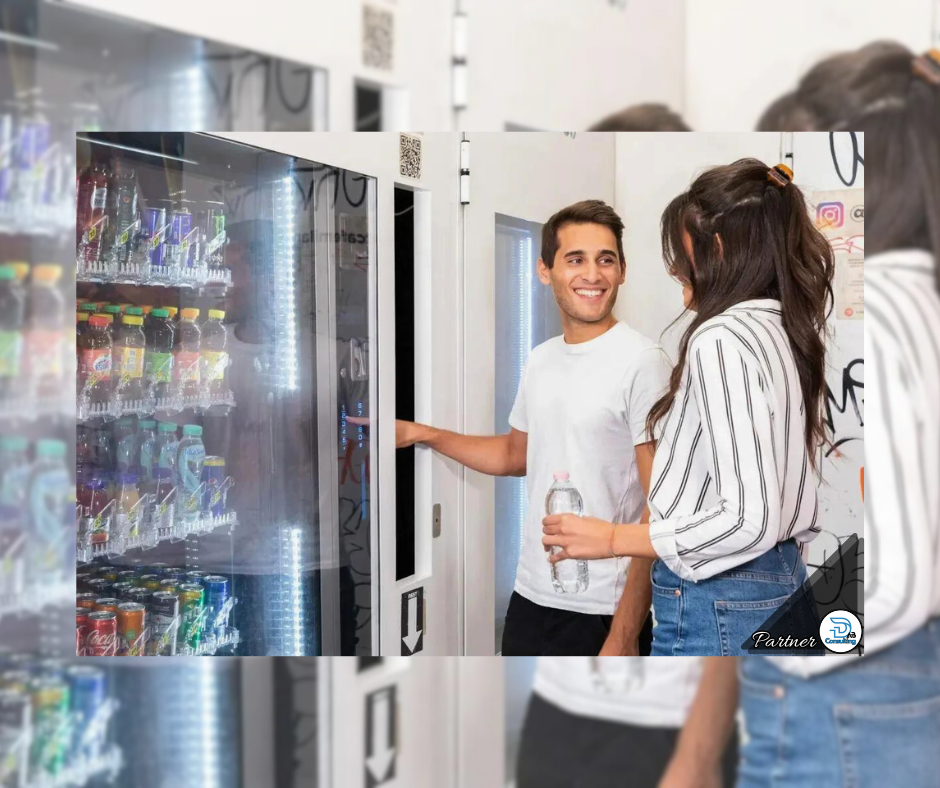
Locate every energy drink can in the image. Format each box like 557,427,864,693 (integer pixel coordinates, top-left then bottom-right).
117,569,139,584
161,567,186,582
139,574,162,590
158,579,180,595
141,205,167,267
147,563,169,575
30,676,69,776
110,582,135,599
127,588,153,607
167,208,193,267
178,584,205,651
147,591,179,656
184,571,206,584
66,665,106,759
117,602,147,656
86,578,112,597
201,457,227,516
76,573,94,592
201,575,230,636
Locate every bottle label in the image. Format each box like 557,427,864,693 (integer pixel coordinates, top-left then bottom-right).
201,350,228,382
92,187,107,210
0,330,22,378
80,348,112,385
176,350,201,384
145,351,173,383
119,346,145,381
27,329,62,379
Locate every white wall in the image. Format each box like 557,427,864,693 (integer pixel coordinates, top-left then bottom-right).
684,0,936,130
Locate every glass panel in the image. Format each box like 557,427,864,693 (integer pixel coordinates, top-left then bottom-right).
75,132,377,656
493,214,561,651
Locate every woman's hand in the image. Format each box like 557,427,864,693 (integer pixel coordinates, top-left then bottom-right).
542,515,616,562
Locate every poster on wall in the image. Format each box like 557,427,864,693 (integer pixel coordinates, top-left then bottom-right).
812,189,864,321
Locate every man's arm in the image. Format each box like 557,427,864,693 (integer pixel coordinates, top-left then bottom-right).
397,420,527,477
658,657,739,788
600,440,656,655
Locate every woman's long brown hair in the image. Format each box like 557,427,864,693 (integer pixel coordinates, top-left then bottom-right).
646,159,835,469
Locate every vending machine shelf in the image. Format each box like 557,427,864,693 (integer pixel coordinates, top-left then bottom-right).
77,509,238,563
77,389,236,422
0,392,70,423
0,577,74,621
76,256,232,292
22,742,123,788
177,625,241,657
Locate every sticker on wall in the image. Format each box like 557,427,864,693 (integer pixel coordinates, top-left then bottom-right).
401,587,424,655
365,686,397,787
812,188,864,321
363,5,395,71
399,133,422,180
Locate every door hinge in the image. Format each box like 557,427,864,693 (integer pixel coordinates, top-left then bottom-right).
460,139,470,205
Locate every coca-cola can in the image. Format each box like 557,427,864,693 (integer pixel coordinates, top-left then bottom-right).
86,611,118,656
76,609,89,657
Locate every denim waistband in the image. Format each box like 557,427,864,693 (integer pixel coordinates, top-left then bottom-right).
717,538,801,581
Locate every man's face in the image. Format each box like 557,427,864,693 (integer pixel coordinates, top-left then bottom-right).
537,222,625,324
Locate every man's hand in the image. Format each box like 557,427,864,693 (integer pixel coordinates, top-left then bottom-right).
542,514,615,561
658,756,723,788
598,634,639,656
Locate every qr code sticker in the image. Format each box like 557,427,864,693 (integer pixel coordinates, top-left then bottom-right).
363,5,394,71
399,134,422,180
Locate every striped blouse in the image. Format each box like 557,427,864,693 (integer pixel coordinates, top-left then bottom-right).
773,249,940,677
647,298,820,582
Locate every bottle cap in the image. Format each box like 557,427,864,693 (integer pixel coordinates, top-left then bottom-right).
158,421,178,433
182,424,203,437
165,307,179,318
117,303,132,312
151,308,170,318
181,308,200,320
139,420,156,429
204,456,225,466
80,303,98,312
0,436,29,451
103,305,122,315
32,264,62,284
0,267,14,281
122,316,143,326
140,305,153,314
10,263,29,281
77,312,89,322
35,439,66,458
552,472,570,481
207,309,226,320
88,315,109,328
125,307,144,316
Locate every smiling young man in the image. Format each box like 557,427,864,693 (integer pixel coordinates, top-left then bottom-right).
396,200,671,656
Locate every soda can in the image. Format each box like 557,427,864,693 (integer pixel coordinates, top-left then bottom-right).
0,670,32,693
76,572,94,591
0,687,30,787
116,602,147,657
86,611,118,657
77,561,98,575
158,579,180,595
76,609,89,656
76,593,98,610
141,205,167,267
110,582,135,599
201,457,227,516
147,563,169,575
147,591,180,657
139,574,162,590
117,570,139,584
93,598,120,614
97,566,119,583
184,571,206,583
167,208,193,267
31,676,69,776
127,588,153,607
178,583,205,651
86,578,112,597
161,566,185,579
66,665,106,759
201,575,230,636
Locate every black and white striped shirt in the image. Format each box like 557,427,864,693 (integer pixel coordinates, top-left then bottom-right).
647,298,819,581
774,249,940,677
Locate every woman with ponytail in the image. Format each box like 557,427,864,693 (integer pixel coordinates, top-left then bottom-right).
542,157,833,656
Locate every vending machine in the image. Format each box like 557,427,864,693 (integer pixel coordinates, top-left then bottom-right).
74,132,378,657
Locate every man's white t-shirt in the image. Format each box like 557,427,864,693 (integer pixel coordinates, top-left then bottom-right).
533,657,703,729
508,321,671,615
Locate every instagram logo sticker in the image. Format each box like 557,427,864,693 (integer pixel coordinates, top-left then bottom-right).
816,202,845,229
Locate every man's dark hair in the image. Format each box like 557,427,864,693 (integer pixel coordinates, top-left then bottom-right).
541,200,625,269
589,103,691,132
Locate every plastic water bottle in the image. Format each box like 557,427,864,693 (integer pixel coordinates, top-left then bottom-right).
156,422,179,487
545,471,589,594
176,424,206,522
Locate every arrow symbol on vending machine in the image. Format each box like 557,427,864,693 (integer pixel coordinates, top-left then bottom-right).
402,592,423,654
365,687,396,786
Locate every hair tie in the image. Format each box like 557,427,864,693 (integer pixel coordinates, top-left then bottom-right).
767,163,794,189
913,49,940,86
